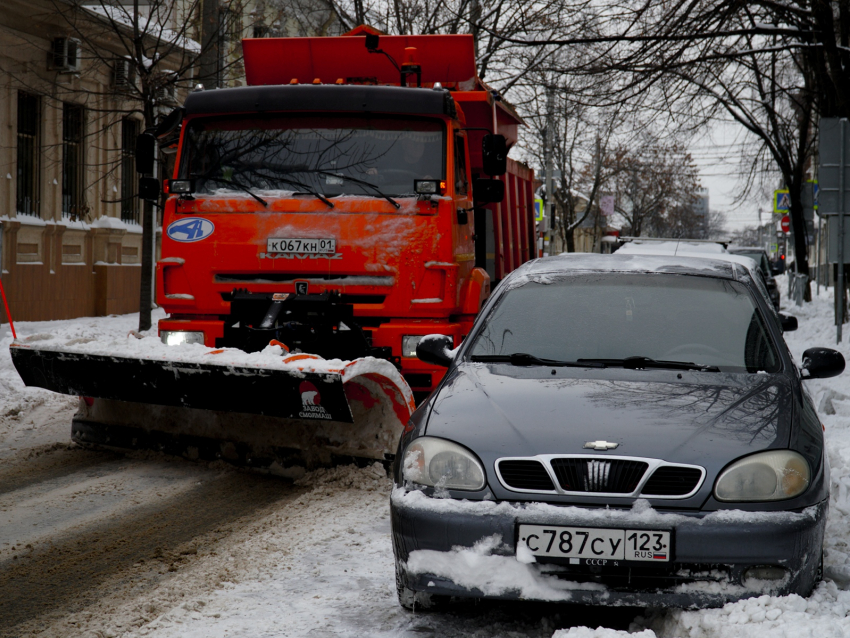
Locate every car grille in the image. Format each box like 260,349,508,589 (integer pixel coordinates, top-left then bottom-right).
641,466,703,496
551,458,648,493
495,455,705,499
498,460,555,491
541,563,733,592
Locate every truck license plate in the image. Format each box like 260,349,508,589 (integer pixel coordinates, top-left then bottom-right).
267,238,336,254
518,525,671,562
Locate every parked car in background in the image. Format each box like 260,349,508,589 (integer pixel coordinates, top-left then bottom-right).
729,246,782,309
392,254,843,610
617,239,781,312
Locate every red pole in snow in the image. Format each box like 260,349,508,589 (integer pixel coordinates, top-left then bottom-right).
0,277,16,339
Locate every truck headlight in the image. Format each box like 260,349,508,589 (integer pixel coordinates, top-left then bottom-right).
402,335,424,358
714,450,810,501
402,436,486,491
160,330,205,346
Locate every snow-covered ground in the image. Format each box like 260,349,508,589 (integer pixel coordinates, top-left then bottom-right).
3,279,850,637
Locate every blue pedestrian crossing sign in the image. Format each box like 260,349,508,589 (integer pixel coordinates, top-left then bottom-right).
534,198,544,222
774,189,790,214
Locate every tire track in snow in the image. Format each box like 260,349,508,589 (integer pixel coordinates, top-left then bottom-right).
0,450,305,637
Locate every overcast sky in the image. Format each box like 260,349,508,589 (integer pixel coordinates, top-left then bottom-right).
691,119,780,234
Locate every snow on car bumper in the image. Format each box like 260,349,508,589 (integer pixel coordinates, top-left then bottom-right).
390,488,827,609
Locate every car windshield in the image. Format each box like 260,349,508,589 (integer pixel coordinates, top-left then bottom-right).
181,115,445,198
468,273,780,373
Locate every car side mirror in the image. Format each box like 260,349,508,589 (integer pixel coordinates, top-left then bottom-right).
779,314,798,332
473,178,504,204
136,133,156,175
482,134,507,176
416,334,455,367
802,348,845,379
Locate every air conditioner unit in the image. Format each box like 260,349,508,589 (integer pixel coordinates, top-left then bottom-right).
113,58,135,90
155,82,177,106
51,38,81,73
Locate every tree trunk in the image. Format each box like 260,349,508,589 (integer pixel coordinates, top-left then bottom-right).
787,183,812,301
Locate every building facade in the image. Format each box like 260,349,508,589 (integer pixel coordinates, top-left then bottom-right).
0,0,194,324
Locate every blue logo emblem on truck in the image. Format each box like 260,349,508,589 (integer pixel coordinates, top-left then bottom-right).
166,218,215,242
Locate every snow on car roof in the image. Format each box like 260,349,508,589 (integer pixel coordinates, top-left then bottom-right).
514,252,741,281
618,239,728,254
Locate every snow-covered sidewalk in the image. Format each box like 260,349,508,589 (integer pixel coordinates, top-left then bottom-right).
3,280,850,637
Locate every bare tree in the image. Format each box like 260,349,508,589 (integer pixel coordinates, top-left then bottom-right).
610,137,702,238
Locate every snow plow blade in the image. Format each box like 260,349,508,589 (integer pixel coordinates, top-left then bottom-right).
10,342,415,469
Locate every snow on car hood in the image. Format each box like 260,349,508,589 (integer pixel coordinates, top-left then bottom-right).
425,363,793,470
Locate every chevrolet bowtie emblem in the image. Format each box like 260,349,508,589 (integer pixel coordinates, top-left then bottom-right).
584,440,619,451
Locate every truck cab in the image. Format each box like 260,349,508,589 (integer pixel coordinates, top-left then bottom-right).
152,30,535,396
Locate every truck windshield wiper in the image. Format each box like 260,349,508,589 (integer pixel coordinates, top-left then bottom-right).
196,175,269,207
244,171,336,209
314,171,401,209
577,356,720,372
470,353,606,368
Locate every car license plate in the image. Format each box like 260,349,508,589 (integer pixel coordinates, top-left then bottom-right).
518,525,671,562
267,238,336,254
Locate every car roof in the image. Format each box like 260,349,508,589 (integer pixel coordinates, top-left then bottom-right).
516,253,742,280
618,239,728,255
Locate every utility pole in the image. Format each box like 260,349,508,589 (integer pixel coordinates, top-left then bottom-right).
470,0,481,60
544,85,555,252
199,0,220,90
835,118,847,343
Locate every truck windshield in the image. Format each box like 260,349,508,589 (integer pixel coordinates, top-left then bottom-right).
181,115,445,199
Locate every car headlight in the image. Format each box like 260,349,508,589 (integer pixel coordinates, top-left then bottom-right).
160,330,205,346
402,436,486,491
714,450,810,502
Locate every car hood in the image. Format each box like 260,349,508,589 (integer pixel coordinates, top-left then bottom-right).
425,363,793,467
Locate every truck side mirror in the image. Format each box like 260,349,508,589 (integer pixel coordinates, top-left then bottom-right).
155,107,185,139
136,133,156,175
473,178,504,204
482,134,507,176
139,177,160,202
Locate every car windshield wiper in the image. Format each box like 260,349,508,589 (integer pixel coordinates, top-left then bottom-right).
313,171,401,209
470,353,606,368
577,356,720,372
194,175,269,207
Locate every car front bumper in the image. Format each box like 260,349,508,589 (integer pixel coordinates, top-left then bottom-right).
391,488,827,609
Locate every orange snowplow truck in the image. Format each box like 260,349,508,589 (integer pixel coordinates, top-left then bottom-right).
10,27,536,469
154,28,535,395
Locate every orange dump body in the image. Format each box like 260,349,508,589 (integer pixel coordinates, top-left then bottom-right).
157,30,536,394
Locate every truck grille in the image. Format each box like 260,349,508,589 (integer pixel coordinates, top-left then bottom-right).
641,466,703,496
494,455,705,499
